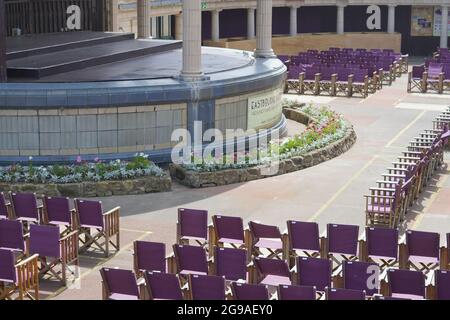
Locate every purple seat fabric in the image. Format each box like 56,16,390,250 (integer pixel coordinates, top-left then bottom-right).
214,247,247,281
232,282,269,300
296,257,331,291
287,65,301,80
352,69,368,83
249,221,281,240
435,270,450,300
366,227,398,260
0,192,9,219
134,241,166,273
178,208,208,241
278,284,316,300
428,62,443,79
0,219,25,252
10,192,39,222
254,257,291,285
411,65,425,79
326,287,366,300
144,271,183,300
0,248,17,283
336,68,352,82
29,224,61,258
75,199,104,229
100,268,140,300
43,196,72,226
387,269,425,299
174,244,208,275
343,261,379,296
327,223,359,256
189,274,225,300
406,230,440,262
213,215,245,244
287,220,320,253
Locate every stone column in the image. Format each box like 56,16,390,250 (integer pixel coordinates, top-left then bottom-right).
337,4,345,35
290,6,298,37
247,8,255,40
387,5,396,34
441,5,449,49
255,0,275,58
109,0,119,32
175,13,183,40
137,0,151,39
0,0,6,82
180,0,203,81
211,9,221,42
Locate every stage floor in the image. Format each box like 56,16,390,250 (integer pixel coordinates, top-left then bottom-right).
28,47,253,82
5,32,253,82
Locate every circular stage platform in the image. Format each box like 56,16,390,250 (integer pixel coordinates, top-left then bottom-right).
0,32,287,164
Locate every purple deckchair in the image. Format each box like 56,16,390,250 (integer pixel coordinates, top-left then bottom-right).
254,256,292,286
364,227,399,269
133,241,166,276
29,224,79,286
9,192,41,224
0,219,25,252
74,199,120,257
435,270,450,300
324,223,359,270
325,287,366,300
349,69,369,97
188,274,226,300
231,282,269,300
342,261,379,296
286,220,321,266
296,257,332,293
143,271,183,300
42,196,74,234
100,268,140,300
277,284,316,300
210,215,246,252
0,248,39,300
213,247,248,282
248,221,283,259
404,230,440,272
173,244,208,277
177,208,208,248
386,269,425,300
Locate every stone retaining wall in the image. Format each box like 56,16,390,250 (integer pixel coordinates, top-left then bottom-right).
0,174,172,197
169,107,357,188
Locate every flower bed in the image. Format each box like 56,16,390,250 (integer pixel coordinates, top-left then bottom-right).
0,154,171,197
170,102,357,188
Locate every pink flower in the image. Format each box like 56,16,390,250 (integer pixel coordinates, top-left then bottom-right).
94,157,99,162
76,156,82,163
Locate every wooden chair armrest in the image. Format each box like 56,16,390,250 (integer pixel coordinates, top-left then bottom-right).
103,206,121,216
15,253,39,268
60,230,79,242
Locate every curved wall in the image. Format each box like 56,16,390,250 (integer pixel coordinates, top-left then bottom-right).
0,48,287,164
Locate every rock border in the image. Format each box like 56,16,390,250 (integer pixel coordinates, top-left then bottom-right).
169,107,357,188
0,173,172,197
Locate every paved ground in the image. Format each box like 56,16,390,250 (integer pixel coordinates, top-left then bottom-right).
49,63,450,300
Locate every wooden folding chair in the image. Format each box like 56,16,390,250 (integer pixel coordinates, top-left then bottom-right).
0,249,39,300
74,199,120,257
